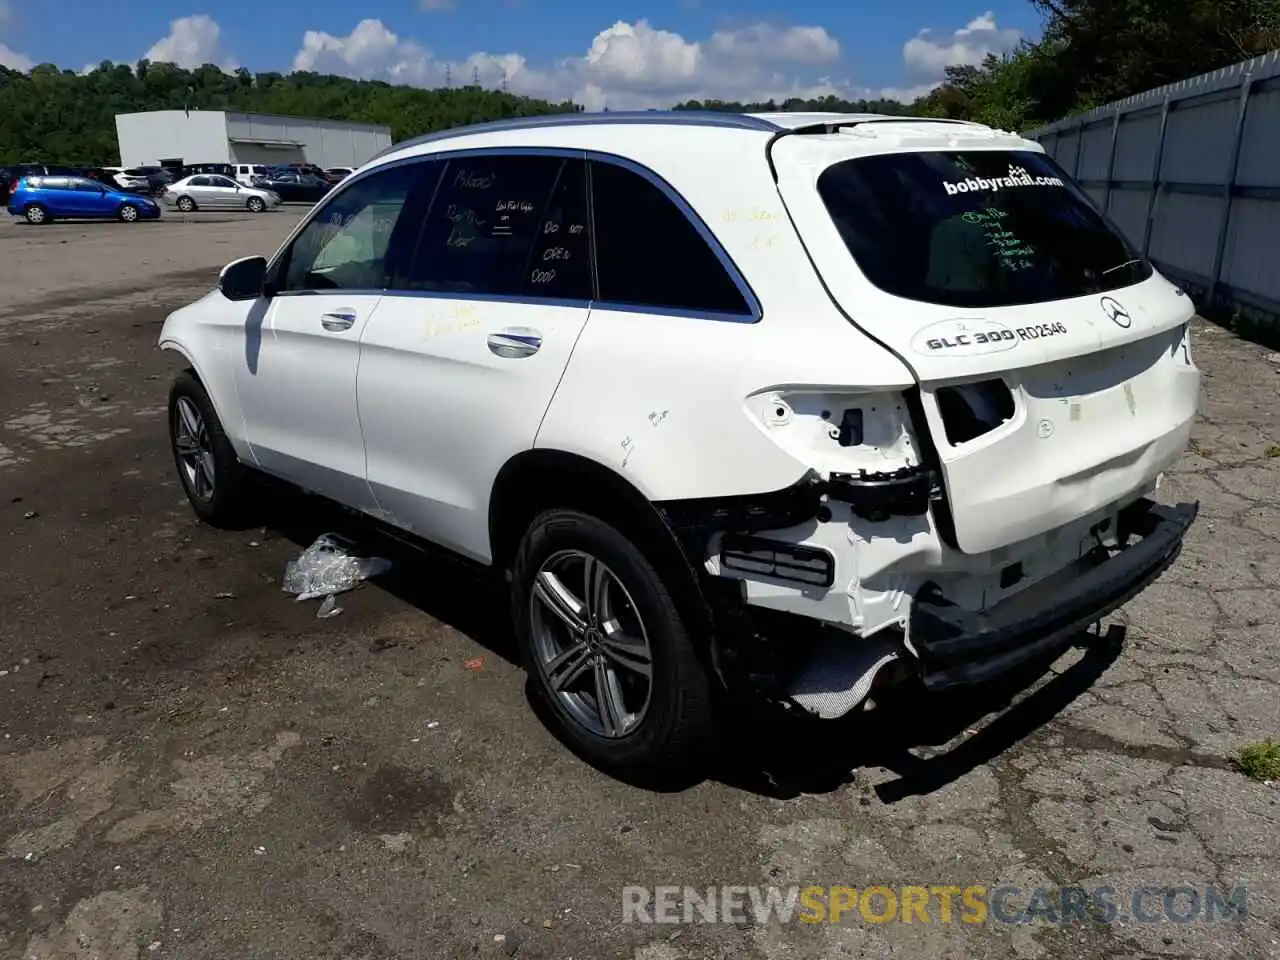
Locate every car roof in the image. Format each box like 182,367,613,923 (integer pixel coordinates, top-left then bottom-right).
368,108,1027,169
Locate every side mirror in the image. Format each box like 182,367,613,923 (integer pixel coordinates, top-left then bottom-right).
218,255,268,301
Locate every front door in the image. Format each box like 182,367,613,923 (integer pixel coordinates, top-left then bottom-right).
357,152,593,562
233,162,429,511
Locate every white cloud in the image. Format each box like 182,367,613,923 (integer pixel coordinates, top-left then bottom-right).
707,23,840,64
902,10,1020,78
143,14,238,71
0,41,32,71
293,17,867,111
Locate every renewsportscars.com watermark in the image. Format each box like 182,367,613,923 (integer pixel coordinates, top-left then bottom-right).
943,165,1065,195
622,884,1247,926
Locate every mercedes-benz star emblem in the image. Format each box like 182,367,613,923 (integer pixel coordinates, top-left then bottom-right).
1100,296,1131,328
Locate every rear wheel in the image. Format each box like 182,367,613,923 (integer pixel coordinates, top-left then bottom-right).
246,196,265,213
511,509,714,780
117,203,139,222
168,371,254,528
24,203,48,225
176,196,196,213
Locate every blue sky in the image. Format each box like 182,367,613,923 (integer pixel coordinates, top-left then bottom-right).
0,0,1045,108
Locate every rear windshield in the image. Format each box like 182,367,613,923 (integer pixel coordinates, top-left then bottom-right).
816,150,1151,308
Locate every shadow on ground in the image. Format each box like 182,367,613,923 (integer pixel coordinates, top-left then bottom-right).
254,482,1122,805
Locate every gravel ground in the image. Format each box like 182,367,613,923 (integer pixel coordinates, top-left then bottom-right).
1,211,1278,960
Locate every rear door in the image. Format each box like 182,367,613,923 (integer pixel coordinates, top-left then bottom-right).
773,126,1199,554
356,152,594,561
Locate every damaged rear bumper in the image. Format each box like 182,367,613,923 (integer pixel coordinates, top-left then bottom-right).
908,498,1198,690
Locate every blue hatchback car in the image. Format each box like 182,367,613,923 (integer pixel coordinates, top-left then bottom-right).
7,174,162,224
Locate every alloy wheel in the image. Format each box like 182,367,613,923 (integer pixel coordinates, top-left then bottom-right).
173,396,216,502
529,549,654,739
26,206,44,224
120,205,138,221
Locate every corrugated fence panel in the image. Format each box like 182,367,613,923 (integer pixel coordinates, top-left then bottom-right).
1149,193,1223,278
1112,112,1162,180
1076,122,1114,180
1222,198,1280,302
1055,131,1080,173
1107,186,1151,245
1027,48,1280,322
1161,96,1238,184
1237,86,1280,187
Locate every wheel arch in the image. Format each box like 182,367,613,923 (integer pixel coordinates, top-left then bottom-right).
159,339,254,463
489,449,717,664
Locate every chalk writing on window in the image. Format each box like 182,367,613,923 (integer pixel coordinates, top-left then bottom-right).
963,207,1036,272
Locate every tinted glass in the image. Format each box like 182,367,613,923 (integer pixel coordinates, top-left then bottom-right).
280,161,441,293
189,176,210,187
815,150,1152,308
210,176,237,188
520,159,591,300
401,155,589,300
72,179,102,192
590,160,751,316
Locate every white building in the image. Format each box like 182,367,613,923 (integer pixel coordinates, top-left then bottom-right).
114,110,393,170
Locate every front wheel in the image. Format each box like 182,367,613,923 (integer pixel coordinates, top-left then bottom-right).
246,196,265,213
511,509,714,780
117,203,139,222
168,371,255,528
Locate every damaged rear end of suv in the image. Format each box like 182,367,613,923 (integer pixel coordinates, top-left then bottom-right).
677,115,1200,722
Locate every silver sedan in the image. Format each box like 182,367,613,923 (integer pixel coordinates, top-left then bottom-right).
161,174,281,213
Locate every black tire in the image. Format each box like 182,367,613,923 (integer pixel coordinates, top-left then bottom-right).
168,370,254,528
246,196,265,213
117,203,139,222
24,203,49,225
511,509,714,780
176,196,196,212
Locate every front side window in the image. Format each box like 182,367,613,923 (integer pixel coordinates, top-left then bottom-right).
815,150,1152,308
401,155,590,301
279,161,441,293
589,160,752,316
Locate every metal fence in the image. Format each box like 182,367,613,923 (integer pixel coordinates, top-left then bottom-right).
1027,49,1280,327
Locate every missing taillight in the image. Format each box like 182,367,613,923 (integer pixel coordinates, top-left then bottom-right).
936,379,1015,445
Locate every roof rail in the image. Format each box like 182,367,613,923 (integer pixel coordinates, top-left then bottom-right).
369,109,781,162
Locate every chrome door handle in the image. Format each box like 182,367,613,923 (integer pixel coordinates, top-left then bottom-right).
321,310,356,332
487,328,543,359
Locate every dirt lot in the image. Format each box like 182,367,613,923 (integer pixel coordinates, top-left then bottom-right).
1,210,1279,960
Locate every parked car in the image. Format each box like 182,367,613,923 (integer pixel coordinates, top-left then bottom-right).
4,163,78,200
254,170,332,203
161,173,279,212
113,166,170,194
233,164,270,186
324,167,354,184
157,111,1201,779
181,163,236,178
8,174,161,223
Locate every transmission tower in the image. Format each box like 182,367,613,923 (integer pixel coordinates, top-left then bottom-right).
472,65,480,86
501,69,508,92
444,64,452,88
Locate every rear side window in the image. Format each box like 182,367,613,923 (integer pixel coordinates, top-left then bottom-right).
589,160,752,316
815,150,1152,308
402,155,591,301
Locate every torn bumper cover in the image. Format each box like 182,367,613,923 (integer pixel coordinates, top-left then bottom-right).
908,498,1199,690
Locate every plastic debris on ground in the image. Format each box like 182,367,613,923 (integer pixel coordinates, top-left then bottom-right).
282,533,392,606
316,595,343,619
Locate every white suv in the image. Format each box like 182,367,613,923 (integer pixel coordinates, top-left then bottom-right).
158,111,1201,778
